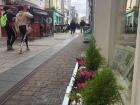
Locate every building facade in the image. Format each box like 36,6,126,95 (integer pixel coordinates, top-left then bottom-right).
63,0,70,24
92,0,140,104
45,0,62,12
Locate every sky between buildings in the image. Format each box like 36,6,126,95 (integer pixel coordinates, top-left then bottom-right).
71,0,86,18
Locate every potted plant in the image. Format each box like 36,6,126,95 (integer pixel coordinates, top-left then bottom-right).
81,68,122,105
85,39,102,71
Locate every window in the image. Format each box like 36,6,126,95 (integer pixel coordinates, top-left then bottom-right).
124,0,139,34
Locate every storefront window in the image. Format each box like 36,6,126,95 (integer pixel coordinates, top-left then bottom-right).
126,66,133,82
124,0,139,34
112,45,135,83
113,0,139,84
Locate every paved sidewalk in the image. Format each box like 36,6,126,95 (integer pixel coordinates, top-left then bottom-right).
2,35,87,105
0,33,73,74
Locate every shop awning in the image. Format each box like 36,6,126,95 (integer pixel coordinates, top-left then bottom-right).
31,7,48,16
35,11,48,16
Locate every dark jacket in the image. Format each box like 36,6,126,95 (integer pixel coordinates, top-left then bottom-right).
80,21,86,27
3,11,15,26
70,21,77,30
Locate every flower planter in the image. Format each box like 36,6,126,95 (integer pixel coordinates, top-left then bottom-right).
62,57,94,105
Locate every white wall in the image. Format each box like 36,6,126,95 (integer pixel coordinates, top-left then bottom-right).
94,0,112,62
94,0,126,64
131,3,140,105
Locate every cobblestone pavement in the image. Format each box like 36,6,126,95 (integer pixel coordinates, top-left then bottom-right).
2,35,87,105
0,33,73,74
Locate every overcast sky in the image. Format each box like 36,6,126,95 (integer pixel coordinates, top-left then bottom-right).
71,0,86,18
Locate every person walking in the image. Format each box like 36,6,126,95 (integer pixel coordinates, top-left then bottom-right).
80,20,86,33
70,20,77,34
15,6,33,54
3,7,16,51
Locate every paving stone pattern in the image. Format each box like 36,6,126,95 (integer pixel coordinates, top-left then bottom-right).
3,36,87,105
0,33,72,74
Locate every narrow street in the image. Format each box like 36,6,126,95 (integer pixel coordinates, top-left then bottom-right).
0,32,87,105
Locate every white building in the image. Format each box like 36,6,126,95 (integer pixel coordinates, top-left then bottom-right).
93,0,140,104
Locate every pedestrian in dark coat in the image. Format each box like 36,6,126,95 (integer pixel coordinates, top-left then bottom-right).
80,20,86,33
70,20,77,34
3,7,16,51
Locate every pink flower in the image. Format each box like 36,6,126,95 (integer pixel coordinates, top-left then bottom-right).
85,70,93,79
77,83,86,89
80,70,94,79
80,71,86,77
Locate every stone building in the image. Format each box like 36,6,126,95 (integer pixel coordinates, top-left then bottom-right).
92,0,140,104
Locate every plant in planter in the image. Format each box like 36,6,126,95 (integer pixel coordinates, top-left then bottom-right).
85,39,102,71
69,89,83,105
81,68,122,105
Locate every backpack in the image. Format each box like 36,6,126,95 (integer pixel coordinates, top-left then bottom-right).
0,14,8,27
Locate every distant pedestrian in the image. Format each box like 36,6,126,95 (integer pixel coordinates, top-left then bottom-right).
70,20,77,34
80,20,86,33
65,24,70,32
15,6,33,54
3,7,16,51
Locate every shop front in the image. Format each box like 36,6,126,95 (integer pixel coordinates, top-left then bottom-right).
53,11,64,32
0,3,49,38
48,9,64,32
29,7,49,38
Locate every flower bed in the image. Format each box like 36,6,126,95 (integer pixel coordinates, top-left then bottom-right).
68,57,95,105
62,39,122,105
